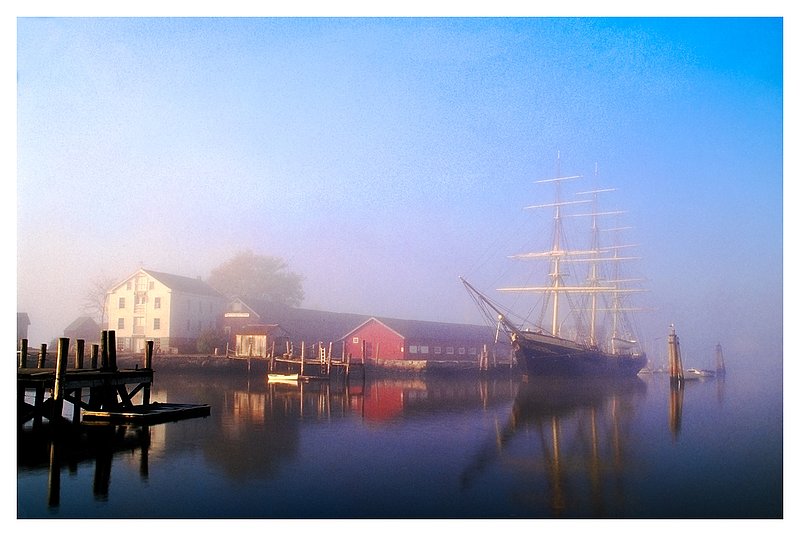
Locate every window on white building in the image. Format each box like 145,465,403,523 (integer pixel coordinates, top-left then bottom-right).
154,318,161,330
118,297,125,309
118,318,125,329
154,297,161,309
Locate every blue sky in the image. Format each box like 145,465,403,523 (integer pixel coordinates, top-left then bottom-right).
11,14,785,378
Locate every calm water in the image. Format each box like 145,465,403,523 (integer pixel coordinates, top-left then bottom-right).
17,365,782,519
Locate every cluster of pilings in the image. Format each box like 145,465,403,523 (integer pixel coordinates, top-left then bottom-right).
18,330,154,428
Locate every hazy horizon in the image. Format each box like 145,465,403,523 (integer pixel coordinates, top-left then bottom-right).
13,15,783,380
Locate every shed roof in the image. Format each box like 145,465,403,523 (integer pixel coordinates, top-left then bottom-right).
64,316,100,334
236,300,370,343
237,323,291,337
345,316,496,344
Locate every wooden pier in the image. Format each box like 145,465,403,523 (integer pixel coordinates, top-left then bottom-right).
269,340,366,383
18,332,209,428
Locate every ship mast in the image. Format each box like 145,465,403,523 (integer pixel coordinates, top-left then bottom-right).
499,153,607,338
536,153,586,338
498,154,644,349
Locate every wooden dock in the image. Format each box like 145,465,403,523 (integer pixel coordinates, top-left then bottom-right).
82,402,211,425
18,332,209,428
268,340,366,384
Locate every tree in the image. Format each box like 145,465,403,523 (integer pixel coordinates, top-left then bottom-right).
196,327,228,354
208,250,304,306
82,275,116,327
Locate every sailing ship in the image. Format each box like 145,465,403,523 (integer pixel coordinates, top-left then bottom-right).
461,155,647,378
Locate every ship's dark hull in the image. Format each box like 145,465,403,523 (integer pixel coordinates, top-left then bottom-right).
513,332,647,378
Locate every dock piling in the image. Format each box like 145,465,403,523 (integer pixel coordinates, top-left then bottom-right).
100,331,109,370
667,324,684,384
73,339,85,425
38,343,47,368
52,338,69,424
715,343,726,376
144,340,153,406
75,339,85,369
108,330,117,371
18,338,28,368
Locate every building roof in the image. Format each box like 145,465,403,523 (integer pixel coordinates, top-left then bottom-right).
144,269,225,298
346,316,497,344
238,323,291,337
240,300,370,343
64,316,100,334
234,299,498,345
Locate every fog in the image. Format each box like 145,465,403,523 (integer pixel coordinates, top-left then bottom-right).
12,15,784,383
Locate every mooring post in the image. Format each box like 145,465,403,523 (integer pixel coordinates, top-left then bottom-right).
33,342,47,427
108,330,117,371
144,341,153,406
87,344,100,409
100,330,109,370
667,324,684,384
75,339,85,369
270,341,276,372
715,343,726,376
18,338,28,368
73,339,85,425
300,341,306,376
52,337,69,424
37,343,47,368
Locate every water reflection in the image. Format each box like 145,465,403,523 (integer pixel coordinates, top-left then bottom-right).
18,423,152,509
153,373,517,485
668,374,727,441
462,377,647,517
21,369,766,518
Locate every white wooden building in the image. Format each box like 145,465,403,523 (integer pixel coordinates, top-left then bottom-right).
105,268,225,354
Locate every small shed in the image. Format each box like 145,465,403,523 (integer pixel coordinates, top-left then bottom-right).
64,316,101,347
235,324,291,358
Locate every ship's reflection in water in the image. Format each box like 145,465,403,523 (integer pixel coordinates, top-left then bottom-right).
18,367,779,519
461,377,647,517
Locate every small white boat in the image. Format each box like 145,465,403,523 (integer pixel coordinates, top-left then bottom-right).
267,373,300,384
684,367,715,380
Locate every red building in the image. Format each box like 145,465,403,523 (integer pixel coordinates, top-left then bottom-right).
341,317,511,364
221,298,370,357
221,299,511,365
